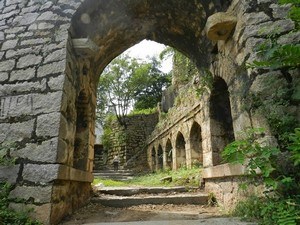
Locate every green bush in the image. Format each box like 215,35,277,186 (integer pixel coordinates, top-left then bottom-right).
0,183,41,225
234,196,300,225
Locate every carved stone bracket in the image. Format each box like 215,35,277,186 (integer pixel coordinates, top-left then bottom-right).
205,12,237,41
72,38,99,58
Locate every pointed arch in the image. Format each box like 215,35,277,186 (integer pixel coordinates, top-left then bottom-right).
175,132,186,168
209,77,234,165
189,121,203,166
165,139,173,170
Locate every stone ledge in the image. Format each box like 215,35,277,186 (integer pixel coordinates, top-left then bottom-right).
202,163,246,179
22,164,93,183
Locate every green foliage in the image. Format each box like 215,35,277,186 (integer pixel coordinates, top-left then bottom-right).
93,166,202,187
249,0,300,69
0,183,41,225
97,54,170,126
222,128,280,185
133,58,171,110
172,50,198,85
223,127,300,224
128,107,157,116
195,69,214,97
0,142,16,166
234,196,300,225
288,128,300,166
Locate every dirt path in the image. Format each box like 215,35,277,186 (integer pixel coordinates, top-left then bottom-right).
59,203,224,224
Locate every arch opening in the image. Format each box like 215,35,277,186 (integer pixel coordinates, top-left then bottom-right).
175,132,186,169
157,144,163,170
165,139,173,170
209,77,234,165
189,122,203,166
151,147,156,171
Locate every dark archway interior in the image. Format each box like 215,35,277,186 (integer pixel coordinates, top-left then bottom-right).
209,77,234,165
157,145,163,170
151,147,156,170
74,90,90,171
176,132,186,168
165,139,173,169
190,122,203,165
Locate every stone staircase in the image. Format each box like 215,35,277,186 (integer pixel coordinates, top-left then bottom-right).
92,186,208,207
93,169,135,181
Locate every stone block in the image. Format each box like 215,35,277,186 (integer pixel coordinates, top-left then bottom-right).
9,185,52,203
12,13,39,26
250,71,287,99
48,75,65,91
202,163,247,178
10,67,35,81
0,91,62,119
21,38,51,46
11,138,60,163
0,80,46,96
0,165,20,184
22,164,60,183
36,112,62,138
37,61,66,78
17,54,42,68
0,119,35,143
270,3,292,19
0,59,15,72
244,12,270,25
44,48,66,63
6,47,33,59
277,31,300,45
37,11,65,21
242,19,295,42
1,39,18,50
9,202,51,225
0,72,8,82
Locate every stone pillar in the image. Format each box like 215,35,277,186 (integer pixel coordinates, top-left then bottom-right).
185,140,192,169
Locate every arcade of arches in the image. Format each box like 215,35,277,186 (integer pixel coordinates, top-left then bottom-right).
0,0,298,224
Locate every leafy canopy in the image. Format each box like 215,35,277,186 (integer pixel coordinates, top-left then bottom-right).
97,54,170,126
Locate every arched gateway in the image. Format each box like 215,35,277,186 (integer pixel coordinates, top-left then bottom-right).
0,0,296,224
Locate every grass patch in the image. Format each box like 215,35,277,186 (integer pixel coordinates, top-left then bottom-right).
93,166,202,187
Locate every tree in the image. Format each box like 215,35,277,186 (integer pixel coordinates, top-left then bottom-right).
97,54,170,126
133,57,171,110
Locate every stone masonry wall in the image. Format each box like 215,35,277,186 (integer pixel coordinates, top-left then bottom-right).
147,0,300,207
104,113,158,171
0,0,299,223
0,0,95,224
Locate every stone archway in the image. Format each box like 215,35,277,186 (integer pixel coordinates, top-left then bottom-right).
0,0,235,224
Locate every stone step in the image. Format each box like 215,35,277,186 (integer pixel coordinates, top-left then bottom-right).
93,169,135,181
92,192,208,207
94,169,134,174
96,186,198,196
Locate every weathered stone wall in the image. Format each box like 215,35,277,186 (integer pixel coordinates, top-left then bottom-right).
103,113,158,171
147,0,299,207
0,0,298,223
0,0,95,224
